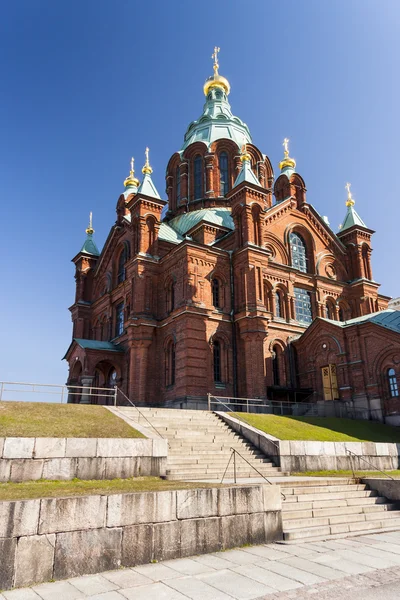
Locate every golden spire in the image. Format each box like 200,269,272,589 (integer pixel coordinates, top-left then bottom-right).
204,46,231,96
142,147,153,175
345,182,355,207
86,211,94,235
240,136,251,162
124,156,140,188
279,137,296,171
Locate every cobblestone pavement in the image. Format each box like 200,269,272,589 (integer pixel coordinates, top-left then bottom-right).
4,532,400,600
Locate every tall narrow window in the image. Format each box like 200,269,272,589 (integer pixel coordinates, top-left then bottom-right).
194,155,202,199
290,232,308,273
388,368,399,397
165,341,176,386
115,303,124,337
167,280,175,314
272,347,280,386
338,307,345,322
326,301,334,320
212,278,220,308
147,217,155,253
213,341,221,383
275,292,282,318
176,165,181,205
252,205,261,246
294,287,313,324
219,152,229,196
117,248,126,284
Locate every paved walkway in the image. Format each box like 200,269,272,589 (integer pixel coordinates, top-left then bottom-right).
4,531,400,600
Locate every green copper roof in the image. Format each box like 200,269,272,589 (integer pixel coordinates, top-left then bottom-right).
181,87,252,151
74,339,124,352
340,205,367,232
137,173,161,199
233,158,261,188
158,222,184,244
280,164,296,180
168,207,234,236
123,182,138,199
80,233,100,256
321,309,400,334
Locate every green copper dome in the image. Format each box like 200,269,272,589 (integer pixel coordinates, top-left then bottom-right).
181,87,252,152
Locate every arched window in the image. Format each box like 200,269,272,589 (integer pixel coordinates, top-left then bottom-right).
272,346,280,386
165,341,176,387
117,248,127,284
115,303,124,337
290,232,308,273
338,307,345,322
362,245,371,280
146,217,156,254
219,152,229,196
213,340,221,383
176,165,181,205
275,292,282,318
252,205,261,246
194,155,202,199
212,278,220,309
388,368,399,397
325,301,335,320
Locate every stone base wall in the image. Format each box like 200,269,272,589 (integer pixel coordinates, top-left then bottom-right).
0,484,282,590
217,413,400,472
0,437,168,482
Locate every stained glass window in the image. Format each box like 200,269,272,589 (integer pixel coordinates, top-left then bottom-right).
290,232,308,273
294,288,312,324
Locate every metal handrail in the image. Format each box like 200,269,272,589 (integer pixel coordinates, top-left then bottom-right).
346,448,395,481
221,447,286,500
208,394,281,452
115,388,165,440
0,381,116,404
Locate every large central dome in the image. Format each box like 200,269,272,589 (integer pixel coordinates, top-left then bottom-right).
181,54,252,152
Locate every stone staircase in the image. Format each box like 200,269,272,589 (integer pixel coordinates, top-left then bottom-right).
280,478,400,541
112,406,286,480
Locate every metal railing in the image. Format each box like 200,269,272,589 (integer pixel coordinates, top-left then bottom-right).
221,447,286,500
346,448,395,481
0,381,117,405
115,388,165,439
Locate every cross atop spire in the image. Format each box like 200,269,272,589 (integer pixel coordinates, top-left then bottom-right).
142,147,153,175
211,46,220,74
345,182,355,206
279,137,296,172
283,137,290,157
86,211,94,235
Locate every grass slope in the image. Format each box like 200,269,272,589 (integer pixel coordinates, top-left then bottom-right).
236,414,400,442
0,477,221,501
0,402,144,438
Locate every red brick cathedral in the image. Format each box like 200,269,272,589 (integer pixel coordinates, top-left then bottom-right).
65,50,400,419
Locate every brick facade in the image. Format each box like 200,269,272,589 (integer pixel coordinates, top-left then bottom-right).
65,70,397,413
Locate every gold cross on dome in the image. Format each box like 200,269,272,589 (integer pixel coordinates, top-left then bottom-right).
345,182,351,197
145,147,150,167
283,137,289,157
130,157,134,174
212,46,220,72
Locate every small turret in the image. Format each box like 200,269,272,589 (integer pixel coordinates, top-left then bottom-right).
339,182,367,231
123,157,140,199
279,137,296,179
80,212,100,256
137,147,161,199
233,140,261,188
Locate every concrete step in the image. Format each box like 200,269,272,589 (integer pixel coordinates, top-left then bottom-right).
279,478,357,488
283,484,367,496
284,489,378,504
165,473,286,481
283,502,399,521
283,508,400,531
166,466,282,475
282,495,388,511
283,515,400,541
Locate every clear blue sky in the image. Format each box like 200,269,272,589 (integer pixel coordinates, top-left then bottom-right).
1,0,399,384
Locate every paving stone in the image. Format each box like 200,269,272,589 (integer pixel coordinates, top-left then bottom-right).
102,569,153,588
233,564,303,591
216,548,261,565
192,554,238,570
166,575,235,599
310,553,372,575
241,545,293,560
2,591,42,600
68,574,119,595
281,556,344,581
32,580,82,600
119,581,188,600
336,548,399,569
267,544,313,557
132,563,183,581
261,560,325,586
87,593,125,600
162,557,215,575
197,569,276,599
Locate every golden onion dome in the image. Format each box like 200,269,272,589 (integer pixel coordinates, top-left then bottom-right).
345,182,355,207
124,157,140,188
203,46,231,96
279,138,296,171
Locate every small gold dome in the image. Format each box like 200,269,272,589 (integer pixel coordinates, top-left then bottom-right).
279,138,296,171
204,74,231,96
124,157,140,188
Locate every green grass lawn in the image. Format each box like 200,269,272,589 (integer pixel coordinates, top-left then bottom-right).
0,402,144,438
0,477,222,501
234,413,400,442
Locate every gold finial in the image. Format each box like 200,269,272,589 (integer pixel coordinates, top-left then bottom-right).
212,46,220,74
204,46,230,96
142,146,153,175
279,137,296,171
345,182,355,207
124,156,140,188
86,211,94,235
240,136,251,162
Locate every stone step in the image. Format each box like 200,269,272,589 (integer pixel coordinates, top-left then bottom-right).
166,465,282,474
284,508,400,531
283,502,399,521
284,489,377,503
279,478,357,488
282,495,388,511
283,515,400,541
283,484,367,496
165,472,286,481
